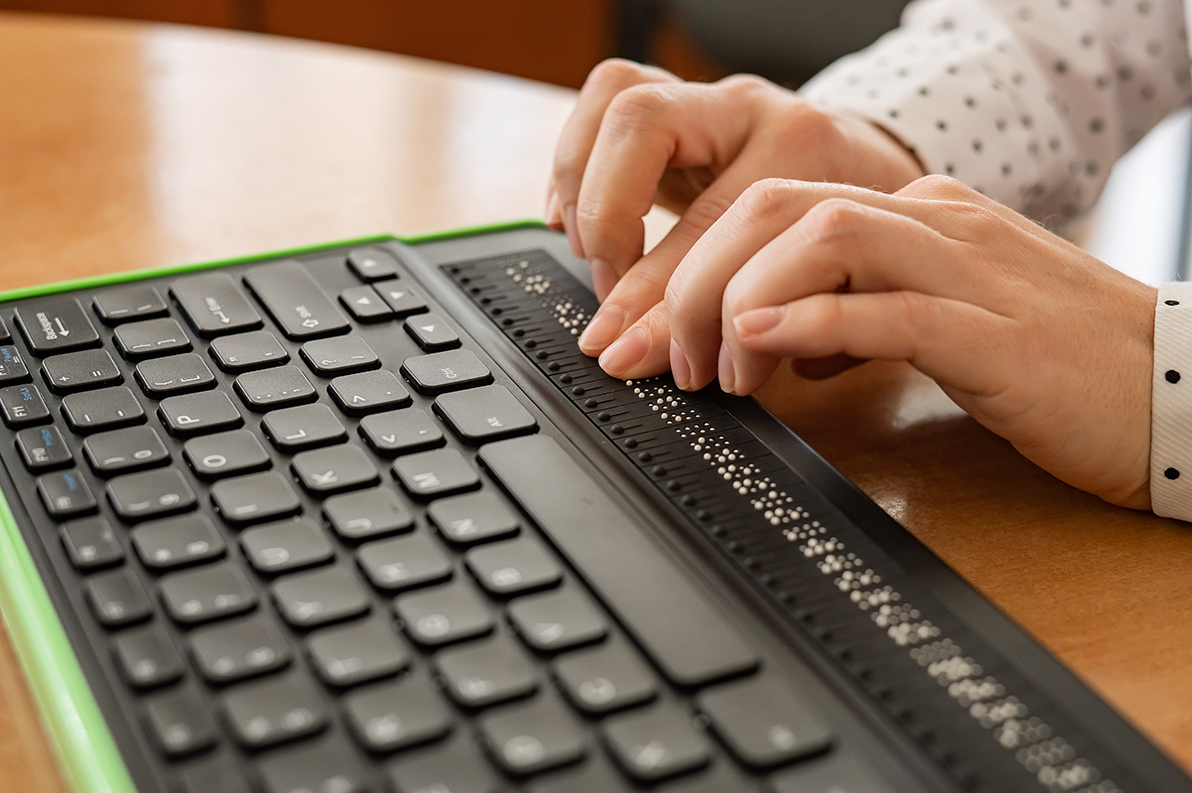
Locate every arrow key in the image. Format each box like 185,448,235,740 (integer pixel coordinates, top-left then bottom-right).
339,285,394,322
404,313,460,352
358,407,443,456
375,281,428,318
329,370,411,416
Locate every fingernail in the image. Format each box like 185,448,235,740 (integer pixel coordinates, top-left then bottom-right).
545,190,562,230
600,326,649,374
734,306,785,338
718,342,736,394
578,304,626,354
564,204,584,258
589,258,617,301
670,339,692,390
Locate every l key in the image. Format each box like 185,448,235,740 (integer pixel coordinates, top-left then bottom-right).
243,261,349,339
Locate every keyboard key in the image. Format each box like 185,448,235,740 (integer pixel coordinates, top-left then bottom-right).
223,671,328,749
106,468,196,521
344,673,452,752
602,705,712,782
82,425,169,475
15,297,100,355
291,444,379,495
323,487,414,541
190,613,292,683
60,516,124,569
329,370,411,416
257,737,366,793
177,757,253,793
527,760,628,793
358,408,443,456
209,329,289,372
0,345,30,385
507,586,609,652
158,391,243,437
553,640,658,715
262,403,346,452
17,425,73,471
183,429,271,480
113,318,192,360
435,634,538,708
356,532,452,591
112,625,184,688
61,386,144,433
479,694,587,776
347,247,400,281
159,562,258,624
394,579,493,647
428,491,520,545
272,564,371,628
37,470,98,518
241,517,334,574
465,536,563,596
340,285,393,322
85,567,152,626
299,335,380,376
696,676,833,769
307,616,410,686
234,365,317,411
392,448,480,499
0,383,50,427
387,735,498,793
243,260,350,339
404,313,460,352
0,316,9,343
135,353,216,397
92,284,168,325
768,755,894,793
42,349,121,393
144,686,218,757
375,281,428,318
132,513,226,570
211,471,302,526
171,272,263,336
435,384,538,444
401,349,492,394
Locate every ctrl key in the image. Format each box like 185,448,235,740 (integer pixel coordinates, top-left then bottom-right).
38,469,98,518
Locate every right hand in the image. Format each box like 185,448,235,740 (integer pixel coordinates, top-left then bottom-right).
546,59,925,373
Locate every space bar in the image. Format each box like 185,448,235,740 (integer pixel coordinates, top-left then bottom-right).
478,434,759,687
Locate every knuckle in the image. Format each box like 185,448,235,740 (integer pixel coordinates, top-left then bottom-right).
802,198,869,243
716,73,774,96
604,84,676,134
736,178,798,222
901,174,973,200
584,58,649,92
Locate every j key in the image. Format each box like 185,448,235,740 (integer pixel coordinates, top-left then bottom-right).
344,673,453,752
92,284,168,325
323,487,414,541
190,613,292,683
428,491,520,545
292,445,379,495
37,470,98,518
257,738,367,793
171,272,263,336
465,536,563,596
159,562,258,624
479,694,587,776
358,408,444,456
106,468,196,521
768,755,894,793
131,513,226,570
356,532,452,591
394,579,493,647
300,335,380,376
262,403,346,452
435,384,537,443
552,640,659,715
60,516,124,569
234,366,316,411
0,345,29,385
339,285,393,322
42,349,121,393
272,564,371,628
241,517,334,574
696,676,834,769
113,318,192,360
347,247,400,281
183,429,271,480
144,686,218,757
17,425,73,471
0,383,50,427
329,370,411,416
243,260,350,339
15,297,100,355
209,330,289,372
158,391,242,437
401,349,492,394
135,353,216,397
82,425,170,475
507,586,609,652
435,633,538,708
307,616,411,686
375,281,429,318
222,671,328,749
61,386,144,433
112,625,184,688
85,567,153,626
404,313,460,352
391,448,480,499
603,705,713,782
211,471,302,526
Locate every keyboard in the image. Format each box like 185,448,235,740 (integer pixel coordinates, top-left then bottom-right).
0,224,1186,793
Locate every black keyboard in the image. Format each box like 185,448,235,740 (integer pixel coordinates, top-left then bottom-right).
0,225,1187,793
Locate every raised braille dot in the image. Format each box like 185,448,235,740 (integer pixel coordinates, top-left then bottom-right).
1165,300,1180,306
1167,370,1181,384
1166,468,1180,480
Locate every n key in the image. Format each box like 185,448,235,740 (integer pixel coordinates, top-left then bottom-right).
15,297,100,355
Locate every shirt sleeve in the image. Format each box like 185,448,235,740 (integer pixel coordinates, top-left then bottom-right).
799,0,1192,221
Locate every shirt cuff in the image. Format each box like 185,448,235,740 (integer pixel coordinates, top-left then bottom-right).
1150,282,1192,519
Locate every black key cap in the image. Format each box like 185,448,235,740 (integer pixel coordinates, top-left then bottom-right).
131,513,226,570
465,536,562,596
435,634,537,708
211,471,302,526
404,313,460,352
144,686,218,757
307,616,410,686
107,468,196,521
401,349,492,394
394,579,493,647
527,760,628,793
244,260,350,339
553,640,658,715
347,247,400,281
429,491,520,545
177,757,253,793
481,436,759,687
159,562,258,624
375,281,428,318
696,676,833,769
291,445,379,495
113,318,192,360
299,335,380,376
135,353,216,397
392,448,480,499
86,567,152,626
241,517,334,574
93,284,168,325
209,329,289,373
223,672,327,749
184,429,271,480
324,487,414,541
16,297,100,355
0,316,10,343
60,516,124,569
262,403,346,452
61,386,144,433
42,349,121,393
0,345,30,385
603,705,712,782
82,425,169,475
113,625,184,688
388,735,498,793
329,370,411,416
158,391,242,437
37,469,97,518
768,755,894,793
356,532,452,591
258,737,366,793
234,365,316,411
340,285,393,322
272,564,371,628
479,694,587,776
190,613,292,683
358,408,444,456
508,586,609,652
435,384,537,444
344,673,452,752
0,383,50,427
17,425,73,471
171,272,263,336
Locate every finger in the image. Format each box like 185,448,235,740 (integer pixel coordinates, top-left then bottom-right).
596,300,673,379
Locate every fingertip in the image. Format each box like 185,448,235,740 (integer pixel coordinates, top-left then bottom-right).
670,338,692,390
717,342,736,394
545,189,563,230
578,303,627,355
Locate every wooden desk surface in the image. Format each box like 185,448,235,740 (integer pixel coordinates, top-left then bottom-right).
1,11,1190,791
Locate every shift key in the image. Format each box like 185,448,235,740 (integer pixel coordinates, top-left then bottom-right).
243,261,349,340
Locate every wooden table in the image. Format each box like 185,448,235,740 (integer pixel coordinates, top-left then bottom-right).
1,10,1190,790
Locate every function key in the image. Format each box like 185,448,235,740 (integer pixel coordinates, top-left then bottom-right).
131,513,227,571
291,445,380,495
393,579,493,647
233,366,316,412
134,354,216,398
391,448,480,499
92,284,168,325
85,567,152,627
113,318,192,360
0,346,30,386
143,686,218,757
404,313,460,352
15,297,100,355
358,408,443,456
243,261,350,340
159,562,258,624
271,564,371,628
240,517,334,574
434,384,537,443
82,425,170,476
182,429,271,480
0,383,50,427
375,282,428,317
16,425,73,471
307,616,411,686
299,336,380,377
344,673,453,752
189,613,291,684
347,247,400,281
37,469,97,518
222,672,327,749
60,516,124,570
170,272,263,337
42,349,121,394
106,468,197,522
210,470,302,527
112,625,184,688
339,286,393,322
428,491,520,545
356,532,452,592
261,403,346,452
695,676,833,769
478,694,587,776
61,386,145,434
329,370,411,417
208,330,289,373
158,391,243,437
401,349,492,394
323,487,414,541
553,640,658,714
